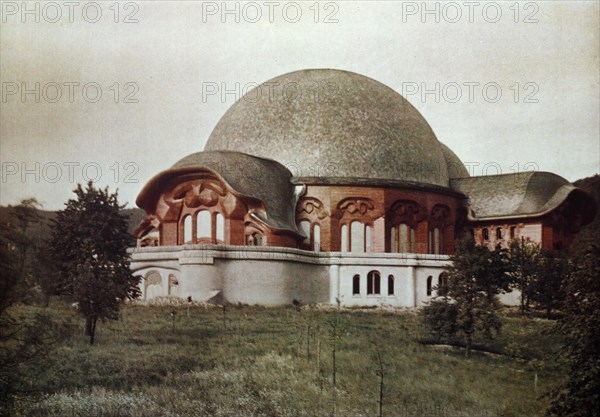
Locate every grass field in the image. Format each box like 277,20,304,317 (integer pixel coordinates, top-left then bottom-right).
8,300,564,417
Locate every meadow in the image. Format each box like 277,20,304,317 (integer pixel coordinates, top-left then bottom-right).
9,299,563,417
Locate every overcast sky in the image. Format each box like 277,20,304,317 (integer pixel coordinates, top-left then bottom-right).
1,0,598,210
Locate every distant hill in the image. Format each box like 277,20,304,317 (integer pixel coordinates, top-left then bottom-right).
574,174,600,209
0,206,145,238
573,174,600,251
121,208,146,235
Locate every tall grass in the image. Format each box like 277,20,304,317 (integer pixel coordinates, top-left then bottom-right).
9,302,562,417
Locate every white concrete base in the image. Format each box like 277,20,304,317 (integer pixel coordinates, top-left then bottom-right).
128,245,520,307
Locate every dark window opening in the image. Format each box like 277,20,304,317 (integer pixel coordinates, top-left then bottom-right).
438,273,449,296
367,271,381,295
388,275,395,296
352,274,360,295
426,275,433,296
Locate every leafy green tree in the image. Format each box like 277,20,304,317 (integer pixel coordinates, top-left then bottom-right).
49,181,140,344
476,243,511,305
424,238,509,357
547,243,600,417
420,298,458,342
0,207,56,415
531,249,568,319
507,238,541,314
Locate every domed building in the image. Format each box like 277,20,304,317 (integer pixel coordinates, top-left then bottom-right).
130,69,596,306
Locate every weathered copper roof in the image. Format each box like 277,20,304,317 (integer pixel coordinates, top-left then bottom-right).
137,151,298,232
450,171,597,221
205,69,468,187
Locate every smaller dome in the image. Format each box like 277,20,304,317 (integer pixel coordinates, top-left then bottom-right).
451,171,597,222
139,151,298,232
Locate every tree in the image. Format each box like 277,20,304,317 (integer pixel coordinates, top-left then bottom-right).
507,238,541,314
546,243,600,417
0,206,56,414
421,298,458,342
530,249,568,319
423,238,509,358
49,181,140,344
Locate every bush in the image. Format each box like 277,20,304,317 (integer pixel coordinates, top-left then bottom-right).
420,299,458,342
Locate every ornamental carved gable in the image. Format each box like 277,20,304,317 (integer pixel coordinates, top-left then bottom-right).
336,197,375,218
296,197,328,220
430,204,451,226
168,179,227,209
388,200,421,225
156,175,245,222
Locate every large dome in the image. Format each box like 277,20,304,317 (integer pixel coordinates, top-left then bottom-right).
205,69,468,187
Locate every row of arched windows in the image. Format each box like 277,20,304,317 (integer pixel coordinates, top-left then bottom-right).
298,220,321,251
143,270,179,300
341,221,373,253
182,210,224,244
352,272,448,298
390,225,444,254
339,223,445,254
426,273,449,297
390,224,415,253
481,226,517,243
428,227,443,255
352,271,395,296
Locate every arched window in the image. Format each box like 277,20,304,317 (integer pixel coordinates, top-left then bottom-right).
399,224,408,253
253,232,264,246
313,224,321,252
426,275,433,296
388,275,395,296
145,271,162,300
390,226,397,252
365,225,373,253
438,273,448,296
168,274,179,297
482,228,489,241
341,224,348,253
183,215,192,244
428,230,433,254
299,220,311,245
196,210,211,240
433,228,441,255
367,271,381,295
350,221,364,253
496,227,503,240
352,274,360,295
510,226,516,239
216,213,224,242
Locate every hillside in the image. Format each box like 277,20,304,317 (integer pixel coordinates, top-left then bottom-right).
10,303,562,417
573,174,600,250
0,205,145,240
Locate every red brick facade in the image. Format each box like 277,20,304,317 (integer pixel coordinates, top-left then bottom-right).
293,184,462,254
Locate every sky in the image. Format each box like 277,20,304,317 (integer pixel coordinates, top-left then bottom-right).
1,0,599,210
